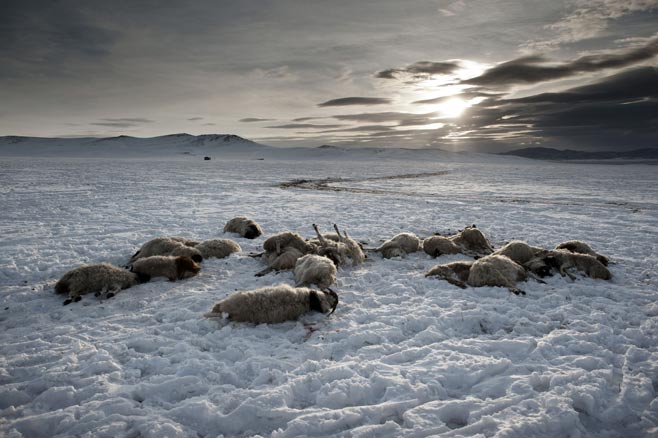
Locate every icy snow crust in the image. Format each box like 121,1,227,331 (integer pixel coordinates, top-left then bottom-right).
1,148,658,437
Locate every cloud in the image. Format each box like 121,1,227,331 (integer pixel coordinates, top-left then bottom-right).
464,37,658,88
0,1,117,79
239,117,276,122
413,91,500,105
449,66,658,151
314,124,396,134
266,123,346,129
524,0,658,51
332,111,438,125
251,65,297,81
102,118,153,123
375,60,461,79
317,97,391,107
90,117,154,128
438,0,466,17
292,117,323,122
91,122,138,128
511,66,658,104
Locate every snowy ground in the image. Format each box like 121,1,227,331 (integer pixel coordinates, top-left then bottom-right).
1,151,657,437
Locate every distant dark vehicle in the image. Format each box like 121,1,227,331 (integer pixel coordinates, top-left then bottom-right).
204,156,211,160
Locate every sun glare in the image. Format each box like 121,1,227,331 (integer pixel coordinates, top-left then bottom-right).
438,98,469,118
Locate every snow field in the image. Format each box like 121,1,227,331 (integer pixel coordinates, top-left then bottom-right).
1,155,657,437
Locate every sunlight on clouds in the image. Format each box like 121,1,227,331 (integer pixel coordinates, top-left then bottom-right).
437,98,469,118
395,122,445,131
457,60,488,80
403,60,488,118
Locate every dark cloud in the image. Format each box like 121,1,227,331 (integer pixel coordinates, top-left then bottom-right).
511,66,658,104
266,123,346,129
332,111,438,125
314,125,396,134
239,117,276,122
0,1,117,79
374,69,398,79
90,117,154,128
317,97,391,107
102,118,153,123
451,67,658,151
465,37,658,88
375,61,461,79
413,91,501,105
292,117,323,122
91,122,139,128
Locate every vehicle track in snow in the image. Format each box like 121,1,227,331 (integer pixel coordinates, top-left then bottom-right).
280,170,649,212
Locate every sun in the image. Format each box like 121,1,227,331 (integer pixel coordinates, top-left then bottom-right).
438,98,469,118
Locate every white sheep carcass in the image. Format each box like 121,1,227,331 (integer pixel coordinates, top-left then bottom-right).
130,237,203,263
294,254,337,289
130,255,201,282
223,216,263,239
377,232,422,258
525,249,611,281
422,236,461,257
426,254,528,295
195,239,241,259
255,231,317,277
492,240,545,265
55,263,145,305
555,240,609,266
204,284,339,324
312,224,365,267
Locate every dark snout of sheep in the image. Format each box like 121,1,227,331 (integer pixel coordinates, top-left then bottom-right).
244,224,261,240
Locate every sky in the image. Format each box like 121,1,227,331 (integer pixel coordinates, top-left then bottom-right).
1,0,658,152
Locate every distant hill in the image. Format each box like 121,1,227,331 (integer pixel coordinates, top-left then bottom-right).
0,133,269,158
500,147,658,160
0,134,493,163
1,134,551,164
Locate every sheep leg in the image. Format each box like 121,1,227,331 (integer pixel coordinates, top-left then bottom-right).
63,293,82,306
361,246,379,252
255,266,273,277
560,265,577,281
100,287,121,300
312,224,328,246
446,277,468,289
526,271,547,284
333,224,345,242
432,275,468,289
129,250,141,263
461,249,477,258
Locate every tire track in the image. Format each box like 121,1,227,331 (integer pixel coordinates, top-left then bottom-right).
279,170,649,212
